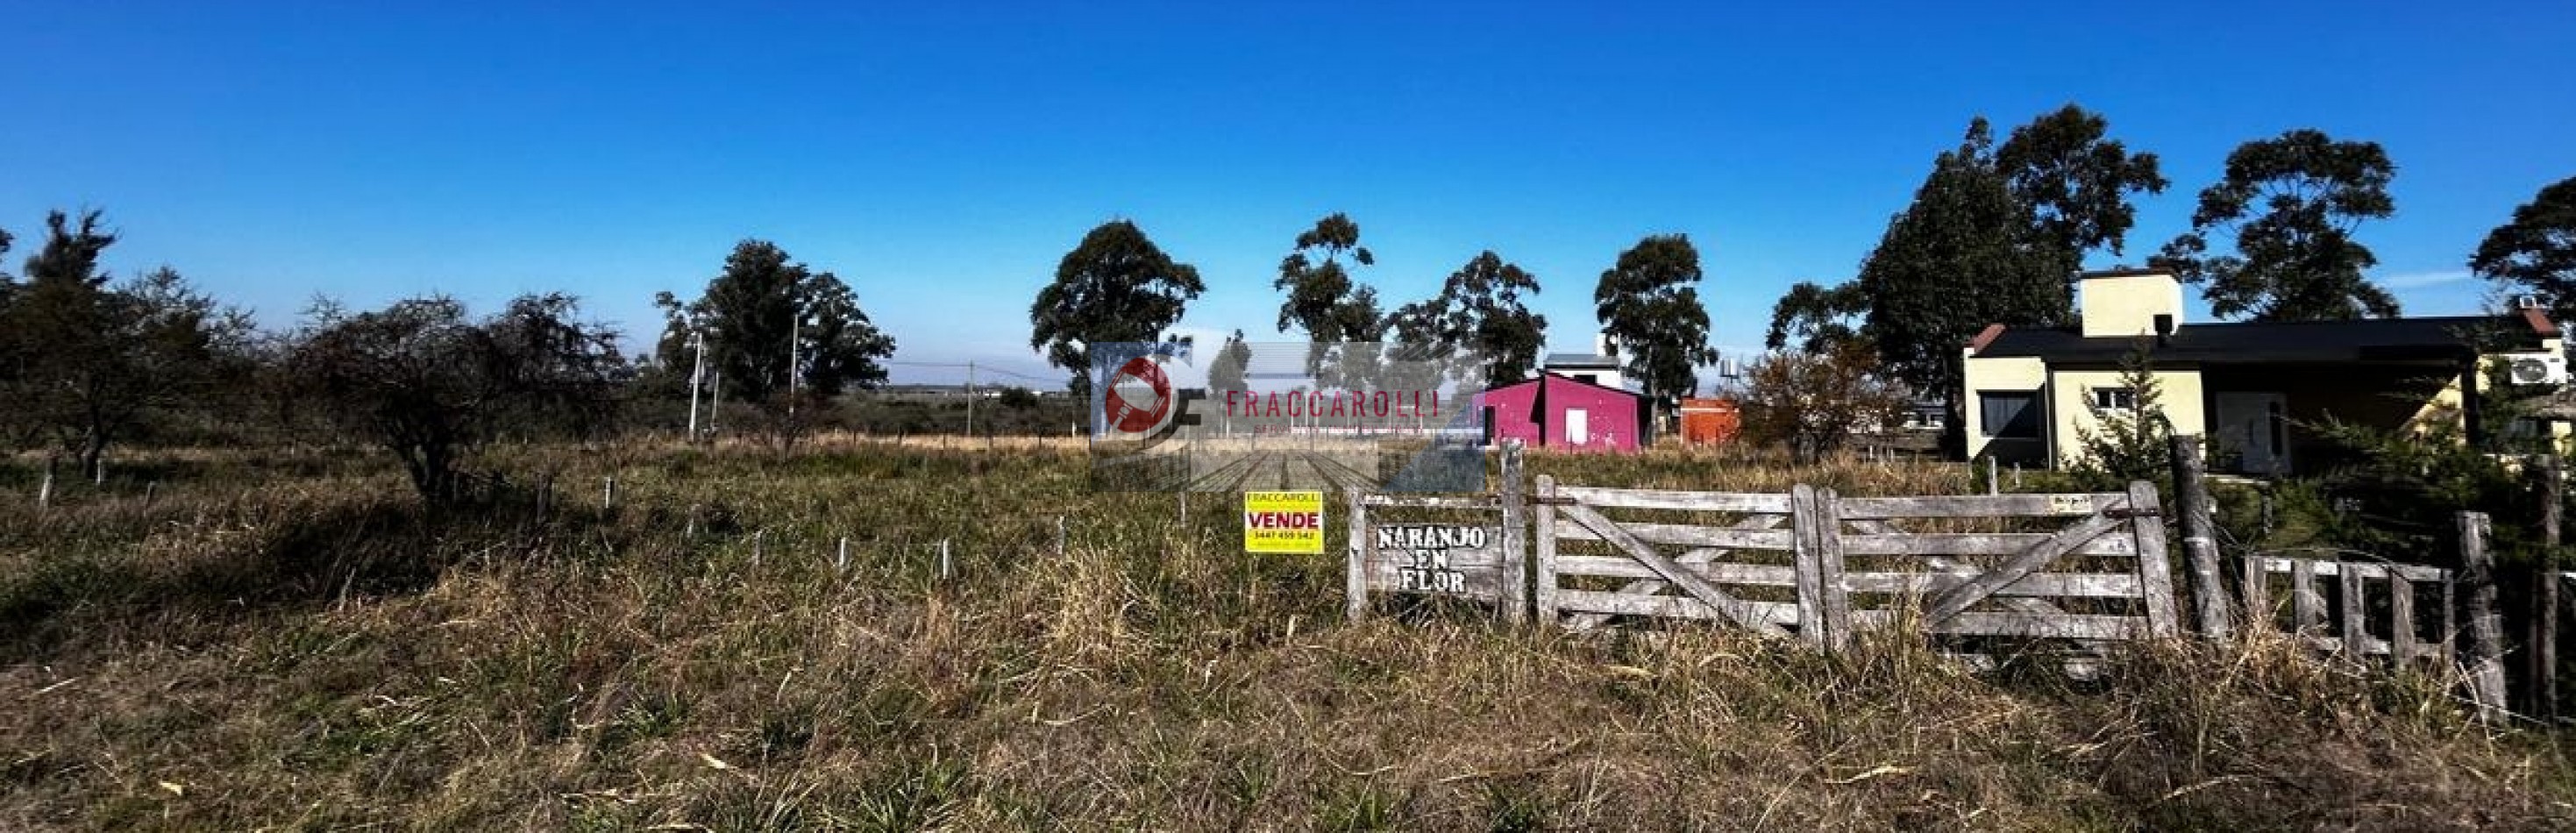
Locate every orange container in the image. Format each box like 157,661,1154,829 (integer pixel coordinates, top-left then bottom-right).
1679,398,1740,445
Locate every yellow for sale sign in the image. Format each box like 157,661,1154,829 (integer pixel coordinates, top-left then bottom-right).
1242,490,1326,554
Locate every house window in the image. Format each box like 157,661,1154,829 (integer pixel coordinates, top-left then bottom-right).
1979,391,2040,438
2090,388,2138,411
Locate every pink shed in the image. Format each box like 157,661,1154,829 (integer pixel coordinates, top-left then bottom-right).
1474,373,1649,452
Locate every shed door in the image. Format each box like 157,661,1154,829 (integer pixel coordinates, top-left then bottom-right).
1566,409,1590,445
2213,392,2289,474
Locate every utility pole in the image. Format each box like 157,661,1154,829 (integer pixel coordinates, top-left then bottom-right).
687,331,708,442
966,360,978,437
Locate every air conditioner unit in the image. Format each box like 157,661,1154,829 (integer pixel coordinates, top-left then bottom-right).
2494,352,2570,386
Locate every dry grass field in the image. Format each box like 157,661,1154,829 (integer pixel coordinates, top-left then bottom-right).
3,441,2572,830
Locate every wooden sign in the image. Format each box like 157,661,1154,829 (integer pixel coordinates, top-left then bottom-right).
1363,522,1505,597
1344,442,1529,623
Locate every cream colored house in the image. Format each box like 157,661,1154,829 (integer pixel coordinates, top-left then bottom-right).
1962,267,2565,474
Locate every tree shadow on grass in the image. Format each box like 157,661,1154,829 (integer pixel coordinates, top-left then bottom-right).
0,495,526,665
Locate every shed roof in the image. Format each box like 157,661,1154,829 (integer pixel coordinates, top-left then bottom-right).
1482,371,1645,401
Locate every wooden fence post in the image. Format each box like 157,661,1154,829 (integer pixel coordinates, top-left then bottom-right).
2241,556,2272,633
1985,455,1999,495
2460,510,2510,723
602,475,616,510
1814,487,1851,651
1533,474,1558,628
835,537,849,575
2292,559,2323,635
1055,516,1067,559
2128,480,2181,638
1498,442,1527,625
2168,434,2235,637
1792,484,1826,647
38,457,54,509
2391,570,2418,664
2339,564,2369,657
2536,454,2562,720
939,539,953,580
1344,488,1370,623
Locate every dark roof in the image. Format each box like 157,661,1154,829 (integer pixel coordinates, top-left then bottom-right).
1975,315,2549,364
1541,352,1619,367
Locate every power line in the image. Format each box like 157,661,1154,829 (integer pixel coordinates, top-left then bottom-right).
887,360,1055,382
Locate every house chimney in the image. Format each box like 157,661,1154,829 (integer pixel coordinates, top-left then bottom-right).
2079,267,2185,338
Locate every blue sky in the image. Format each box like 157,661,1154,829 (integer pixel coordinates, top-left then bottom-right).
6,2,2572,385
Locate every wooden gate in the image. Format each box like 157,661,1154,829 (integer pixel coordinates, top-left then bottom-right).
1822,482,2178,654
1530,481,1807,639
1532,477,2181,653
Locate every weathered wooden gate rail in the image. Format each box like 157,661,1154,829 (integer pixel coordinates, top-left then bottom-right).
2241,557,2456,662
1528,478,2179,654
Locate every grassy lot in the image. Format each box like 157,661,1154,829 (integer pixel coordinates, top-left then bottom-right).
2,441,2572,830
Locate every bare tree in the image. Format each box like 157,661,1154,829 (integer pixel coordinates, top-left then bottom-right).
288,294,623,506
1737,344,1911,464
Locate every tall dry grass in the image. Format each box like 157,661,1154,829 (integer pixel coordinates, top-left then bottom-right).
0,443,2569,830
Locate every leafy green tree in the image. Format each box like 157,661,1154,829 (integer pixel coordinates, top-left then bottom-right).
291,294,623,506
2158,129,2400,321
0,211,253,478
1856,118,2065,409
795,273,896,395
1996,104,2169,289
1391,250,1548,387
2472,175,2576,323
1274,213,1385,388
1774,104,2159,399
1029,219,1205,395
1207,329,1252,395
658,239,897,404
1596,234,1718,412
1762,280,1868,353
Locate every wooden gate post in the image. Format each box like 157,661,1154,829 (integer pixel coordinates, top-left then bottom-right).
2168,434,2235,637
1345,488,1370,623
1533,474,1559,628
1498,442,1528,625
2535,454,2562,720
1791,484,1826,647
1813,487,1852,651
2459,510,2510,723
2128,481,2181,638
2241,555,2273,633
1790,485,1852,650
